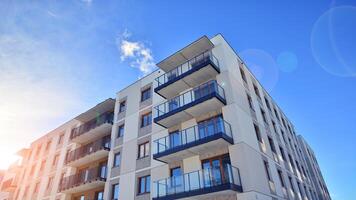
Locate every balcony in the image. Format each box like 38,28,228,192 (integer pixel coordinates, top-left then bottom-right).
70,112,113,144
155,51,220,98
153,119,233,163
154,80,226,128
153,164,243,200
1,178,16,192
65,137,110,167
59,166,106,194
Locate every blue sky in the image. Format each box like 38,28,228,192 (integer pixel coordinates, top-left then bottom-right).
0,0,355,199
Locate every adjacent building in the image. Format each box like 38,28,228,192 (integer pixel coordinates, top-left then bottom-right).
0,34,331,200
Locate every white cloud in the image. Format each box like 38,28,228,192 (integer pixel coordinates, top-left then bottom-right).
117,31,156,76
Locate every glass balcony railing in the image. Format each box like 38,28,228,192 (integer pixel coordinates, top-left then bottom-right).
153,118,233,156
70,112,114,140
155,51,220,87
153,164,242,199
65,136,111,164
154,80,226,119
59,166,107,192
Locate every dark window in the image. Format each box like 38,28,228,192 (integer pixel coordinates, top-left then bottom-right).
114,153,121,167
288,154,295,169
47,177,53,190
141,87,151,102
254,124,262,143
96,191,104,200
138,175,150,194
240,67,247,83
268,137,276,153
279,146,286,160
118,124,124,138
141,112,152,127
53,154,59,166
112,184,120,200
170,167,182,187
264,97,271,111
277,170,285,187
253,84,261,99
261,108,268,124
263,160,272,181
58,134,64,144
272,121,277,133
289,176,295,192
138,142,150,159
247,94,254,111
297,182,303,197
119,101,126,113
274,108,280,121
46,140,51,151
169,130,181,148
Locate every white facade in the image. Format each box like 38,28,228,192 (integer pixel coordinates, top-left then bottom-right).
0,34,330,200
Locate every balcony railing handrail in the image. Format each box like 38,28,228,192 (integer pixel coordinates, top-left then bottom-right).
153,164,242,198
65,136,111,164
70,112,114,140
59,166,106,192
153,118,232,155
154,80,225,118
155,51,220,87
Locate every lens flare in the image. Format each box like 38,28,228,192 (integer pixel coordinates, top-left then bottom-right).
311,6,356,77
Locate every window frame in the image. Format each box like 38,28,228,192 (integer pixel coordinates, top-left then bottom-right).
117,124,124,138
141,112,152,128
113,152,121,168
141,87,151,102
138,175,151,194
138,142,150,159
112,183,120,200
119,100,126,113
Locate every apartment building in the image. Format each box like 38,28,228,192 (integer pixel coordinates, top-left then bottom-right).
0,34,331,200
297,136,331,200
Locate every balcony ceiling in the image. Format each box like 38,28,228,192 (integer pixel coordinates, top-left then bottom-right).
75,98,115,122
157,36,214,72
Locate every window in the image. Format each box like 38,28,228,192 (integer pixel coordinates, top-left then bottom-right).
247,94,254,111
279,146,286,160
112,184,120,200
288,154,295,169
253,84,261,99
138,175,150,194
40,160,46,171
141,87,151,102
297,182,303,197
113,152,121,167
277,170,285,187
34,182,40,193
47,177,53,190
141,112,152,127
240,67,247,83
169,131,181,148
268,137,276,153
263,160,272,181
118,124,124,138
288,176,295,192
254,124,262,143
96,191,104,200
119,101,126,113
260,108,268,124
264,97,271,111
53,154,59,166
274,108,280,121
272,121,277,133
138,142,150,159
46,140,51,151
58,134,64,145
